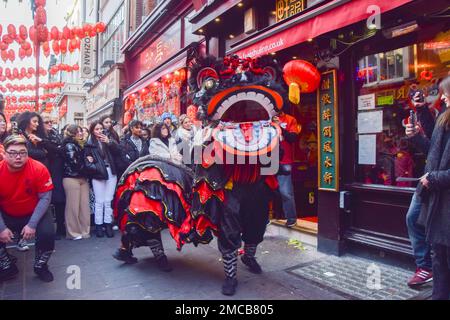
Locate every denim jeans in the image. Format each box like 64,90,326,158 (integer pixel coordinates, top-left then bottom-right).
431,244,450,300
406,192,432,270
276,166,297,222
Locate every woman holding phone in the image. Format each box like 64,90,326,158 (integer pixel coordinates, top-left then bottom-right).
406,76,450,299
83,120,119,238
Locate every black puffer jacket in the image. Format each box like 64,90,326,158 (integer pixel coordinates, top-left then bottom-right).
119,134,149,170
83,136,119,180
45,129,65,203
62,136,86,179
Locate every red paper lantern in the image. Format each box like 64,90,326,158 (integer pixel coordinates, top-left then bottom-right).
72,63,79,71
2,34,12,45
35,0,46,7
62,26,71,40
26,48,33,57
95,22,106,33
50,26,59,41
19,25,28,41
0,42,8,51
35,6,47,25
283,60,321,104
18,47,26,60
36,25,49,43
29,26,37,43
8,49,15,62
52,40,60,55
21,41,31,50
83,24,93,36
60,39,67,54
7,24,16,37
75,27,85,39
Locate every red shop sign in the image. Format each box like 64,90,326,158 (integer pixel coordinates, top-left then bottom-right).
138,21,181,79
234,0,412,58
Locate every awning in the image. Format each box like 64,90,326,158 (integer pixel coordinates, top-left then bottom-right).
232,0,413,58
123,51,187,101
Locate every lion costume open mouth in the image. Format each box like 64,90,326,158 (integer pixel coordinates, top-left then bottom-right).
189,55,287,156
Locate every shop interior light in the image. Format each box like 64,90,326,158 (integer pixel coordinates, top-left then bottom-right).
237,2,243,7
383,21,419,39
270,52,276,55
307,38,313,42
229,34,235,39
215,18,221,22
198,29,204,33
368,23,377,30
292,56,298,59
271,11,276,15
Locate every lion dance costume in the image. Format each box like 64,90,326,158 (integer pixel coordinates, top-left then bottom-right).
114,55,287,295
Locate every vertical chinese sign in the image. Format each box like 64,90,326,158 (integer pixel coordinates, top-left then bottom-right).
317,70,339,191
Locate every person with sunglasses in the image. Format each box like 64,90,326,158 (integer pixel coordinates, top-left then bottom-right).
0,135,55,283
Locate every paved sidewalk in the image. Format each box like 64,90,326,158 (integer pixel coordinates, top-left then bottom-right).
0,226,430,300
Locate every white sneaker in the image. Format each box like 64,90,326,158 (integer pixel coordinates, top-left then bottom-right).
112,225,119,231
16,239,30,251
73,236,83,241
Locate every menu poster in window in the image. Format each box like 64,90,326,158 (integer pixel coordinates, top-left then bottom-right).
358,93,376,110
358,134,377,165
317,69,339,192
357,110,383,134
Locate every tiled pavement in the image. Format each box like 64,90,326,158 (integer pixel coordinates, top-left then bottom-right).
0,225,431,300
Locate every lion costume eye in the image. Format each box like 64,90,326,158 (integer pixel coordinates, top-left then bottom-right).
202,78,217,91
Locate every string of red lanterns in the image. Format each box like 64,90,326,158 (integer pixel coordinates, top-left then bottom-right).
0,66,47,81
3,93,58,103
0,21,106,62
0,81,65,93
49,63,79,75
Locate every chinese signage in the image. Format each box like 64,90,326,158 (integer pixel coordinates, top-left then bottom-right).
317,70,339,191
138,21,181,79
276,0,306,22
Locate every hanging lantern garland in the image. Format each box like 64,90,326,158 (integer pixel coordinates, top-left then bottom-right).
49,63,80,75
0,81,65,93
0,66,48,82
0,20,106,62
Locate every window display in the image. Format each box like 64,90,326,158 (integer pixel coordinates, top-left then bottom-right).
355,30,449,188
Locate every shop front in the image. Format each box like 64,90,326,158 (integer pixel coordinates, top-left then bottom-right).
121,0,204,126
189,0,449,256
86,64,126,125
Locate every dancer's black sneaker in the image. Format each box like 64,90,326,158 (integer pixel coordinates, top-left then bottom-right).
241,255,262,274
221,277,238,296
156,255,173,272
34,265,54,282
112,248,138,264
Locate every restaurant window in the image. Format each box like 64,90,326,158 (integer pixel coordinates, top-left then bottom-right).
355,30,449,188
100,3,125,71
